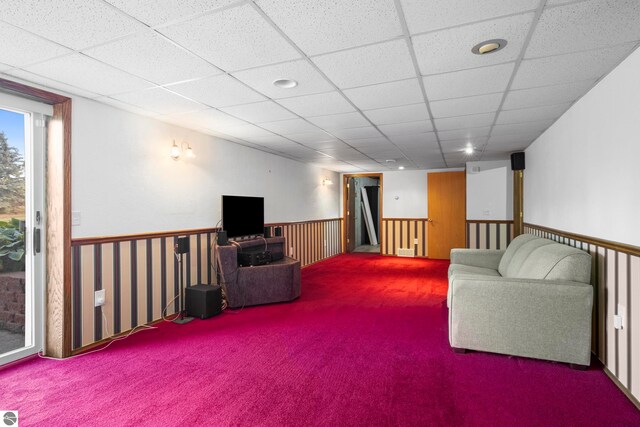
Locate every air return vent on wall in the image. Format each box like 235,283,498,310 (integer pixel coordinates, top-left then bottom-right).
397,248,415,257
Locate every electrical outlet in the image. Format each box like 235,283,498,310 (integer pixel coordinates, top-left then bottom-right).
94,289,105,307
72,211,81,226
483,210,491,217
614,304,626,330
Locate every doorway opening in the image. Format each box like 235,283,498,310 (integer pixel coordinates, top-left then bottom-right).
343,174,382,254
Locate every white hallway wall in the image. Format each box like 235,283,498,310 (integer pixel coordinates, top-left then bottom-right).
71,97,340,238
525,46,640,247
466,160,513,221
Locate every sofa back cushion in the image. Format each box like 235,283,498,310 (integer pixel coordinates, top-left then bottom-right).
515,244,592,283
498,233,539,276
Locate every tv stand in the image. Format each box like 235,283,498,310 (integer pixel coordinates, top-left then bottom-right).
216,237,301,308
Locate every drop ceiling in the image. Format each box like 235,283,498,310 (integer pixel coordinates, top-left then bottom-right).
1,0,639,172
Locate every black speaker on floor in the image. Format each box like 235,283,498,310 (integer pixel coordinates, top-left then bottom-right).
263,226,271,238
186,284,222,319
217,230,228,246
511,152,525,171
274,227,282,237
176,236,190,254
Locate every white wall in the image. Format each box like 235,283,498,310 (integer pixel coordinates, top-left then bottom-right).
525,47,640,246
382,170,428,218
466,160,513,220
71,97,340,238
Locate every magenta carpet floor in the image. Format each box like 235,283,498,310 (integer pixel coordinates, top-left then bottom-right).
1,254,639,426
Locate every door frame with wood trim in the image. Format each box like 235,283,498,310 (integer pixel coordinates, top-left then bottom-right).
0,78,72,358
427,171,466,260
342,173,383,253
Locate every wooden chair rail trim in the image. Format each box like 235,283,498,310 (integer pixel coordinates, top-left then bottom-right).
466,220,514,224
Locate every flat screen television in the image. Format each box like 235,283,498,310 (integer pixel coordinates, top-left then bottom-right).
222,195,264,239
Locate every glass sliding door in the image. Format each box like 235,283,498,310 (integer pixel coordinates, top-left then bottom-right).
0,97,48,365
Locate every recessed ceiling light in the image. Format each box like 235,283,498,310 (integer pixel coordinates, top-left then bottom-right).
398,166,405,170
472,39,507,55
273,79,298,89
464,146,474,155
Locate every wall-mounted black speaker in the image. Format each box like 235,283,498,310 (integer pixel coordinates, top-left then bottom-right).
511,152,525,171
217,230,228,246
274,227,282,237
263,227,271,238
176,236,190,254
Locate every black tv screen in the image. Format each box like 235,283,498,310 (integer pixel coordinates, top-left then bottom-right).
222,195,264,239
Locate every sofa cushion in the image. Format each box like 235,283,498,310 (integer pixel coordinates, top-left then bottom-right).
498,234,539,276
448,264,501,279
501,238,554,278
515,244,592,284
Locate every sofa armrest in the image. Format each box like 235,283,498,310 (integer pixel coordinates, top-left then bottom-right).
450,249,505,270
449,276,593,365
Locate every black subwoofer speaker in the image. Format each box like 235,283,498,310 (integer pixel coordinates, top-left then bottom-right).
511,152,525,170
186,284,222,319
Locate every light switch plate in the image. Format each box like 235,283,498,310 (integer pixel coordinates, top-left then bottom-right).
72,211,81,226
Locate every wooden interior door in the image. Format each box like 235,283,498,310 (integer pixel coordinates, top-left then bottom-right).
427,171,466,260
346,177,356,252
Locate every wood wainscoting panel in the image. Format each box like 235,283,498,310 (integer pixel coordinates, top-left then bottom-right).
466,221,514,250
381,219,428,257
524,223,640,407
70,218,342,353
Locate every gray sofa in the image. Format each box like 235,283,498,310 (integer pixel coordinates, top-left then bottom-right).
448,233,593,367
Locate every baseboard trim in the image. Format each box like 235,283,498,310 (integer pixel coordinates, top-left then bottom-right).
602,365,640,410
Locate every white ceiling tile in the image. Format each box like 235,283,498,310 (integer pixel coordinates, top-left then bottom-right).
0,65,12,73
361,147,405,158
221,124,278,139
111,87,204,115
307,112,370,130
259,118,319,134
527,0,640,58
430,92,503,118
313,39,416,89
220,100,296,123
440,137,488,151
242,134,295,146
424,63,514,101
83,31,221,85
496,103,570,125
363,103,429,125
413,13,534,75
5,69,100,99
0,0,145,50
256,0,402,55
0,22,72,67
503,80,595,110
400,0,539,34
491,120,554,136
318,148,371,161
104,0,235,26
345,136,392,147
159,4,300,72
303,139,349,150
284,131,337,143
277,92,355,117
438,126,491,141
488,132,541,145
388,132,438,146
330,127,382,140
167,74,266,108
23,54,153,96
513,43,635,90
379,120,433,136
434,112,496,131
343,79,424,111
163,108,248,131
232,60,334,99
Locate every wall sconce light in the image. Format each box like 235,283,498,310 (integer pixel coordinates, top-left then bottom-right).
170,140,195,160
322,177,333,186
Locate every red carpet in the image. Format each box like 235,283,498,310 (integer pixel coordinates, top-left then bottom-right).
1,254,638,426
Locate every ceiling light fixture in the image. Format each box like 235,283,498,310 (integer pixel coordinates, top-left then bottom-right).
472,39,507,55
464,146,474,155
273,78,298,89
398,166,405,170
